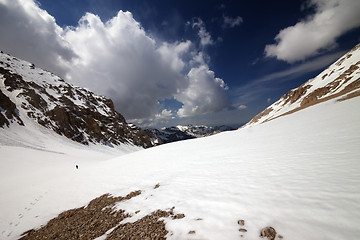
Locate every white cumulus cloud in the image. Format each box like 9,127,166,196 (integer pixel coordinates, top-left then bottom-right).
62,11,189,119
0,0,232,121
175,62,231,117
155,109,174,120
265,0,360,63
0,0,75,77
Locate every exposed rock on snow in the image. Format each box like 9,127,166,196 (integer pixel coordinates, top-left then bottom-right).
260,226,277,240
19,190,186,240
0,88,23,127
0,52,159,148
171,213,185,219
107,209,172,240
19,191,142,240
246,43,360,127
237,219,245,226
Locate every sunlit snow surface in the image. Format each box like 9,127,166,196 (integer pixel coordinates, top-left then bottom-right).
1,96,360,240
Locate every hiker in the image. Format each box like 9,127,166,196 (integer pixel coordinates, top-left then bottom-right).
76,165,78,169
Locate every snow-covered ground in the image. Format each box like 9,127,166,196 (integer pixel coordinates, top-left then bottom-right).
1,96,360,240
0,115,140,239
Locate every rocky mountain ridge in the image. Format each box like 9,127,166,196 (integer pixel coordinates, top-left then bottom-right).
245,43,360,127
146,125,238,144
0,51,159,148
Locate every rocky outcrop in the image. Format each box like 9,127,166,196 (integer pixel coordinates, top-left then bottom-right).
245,42,360,127
300,63,360,108
19,191,142,240
247,107,273,125
0,88,23,127
0,52,159,148
20,189,185,240
260,226,277,240
106,209,171,240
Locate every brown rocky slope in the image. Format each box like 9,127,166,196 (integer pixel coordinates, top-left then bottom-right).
245,43,360,127
0,51,159,148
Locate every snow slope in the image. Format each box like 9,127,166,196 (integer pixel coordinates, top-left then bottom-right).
1,94,359,239
246,43,360,127
0,106,142,238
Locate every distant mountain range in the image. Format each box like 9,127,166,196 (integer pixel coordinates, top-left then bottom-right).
0,51,159,148
146,125,241,144
1,42,359,149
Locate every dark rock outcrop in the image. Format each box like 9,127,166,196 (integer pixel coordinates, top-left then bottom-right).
0,53,159,148
260,226,277,240
0,88,24,127
20,190,185,240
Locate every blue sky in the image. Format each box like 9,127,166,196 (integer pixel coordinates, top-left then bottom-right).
1,0,360,127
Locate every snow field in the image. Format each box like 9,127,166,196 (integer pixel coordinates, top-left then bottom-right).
1,96,360,240
0,114,140,239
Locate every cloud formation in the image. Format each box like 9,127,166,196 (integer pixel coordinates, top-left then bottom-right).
265,0,360,63
237,105,247,110
257,51,345,83
176,62,231,117
231,51,345,106
0,0,75,77
222,15,243,28
63,11,188,119
0,0,232,122
192,18,214,47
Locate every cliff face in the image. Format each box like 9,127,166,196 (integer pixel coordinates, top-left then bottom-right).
245,43,360,127
0,52,159,148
